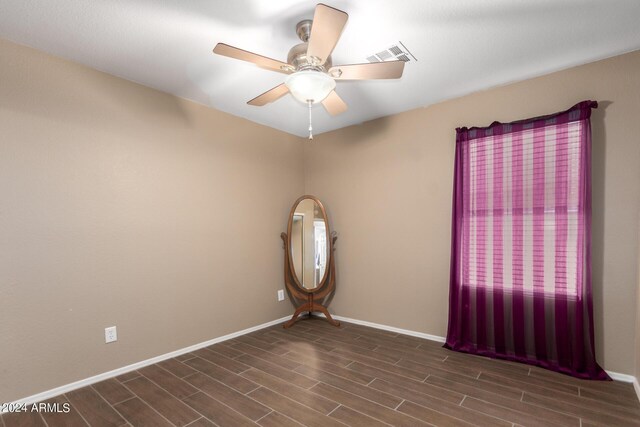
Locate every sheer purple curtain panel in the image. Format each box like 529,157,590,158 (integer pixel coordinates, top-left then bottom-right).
445,101,609,380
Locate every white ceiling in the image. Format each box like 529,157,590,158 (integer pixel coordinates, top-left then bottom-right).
1,0,640,137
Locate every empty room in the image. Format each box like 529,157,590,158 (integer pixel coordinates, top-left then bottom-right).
2,1,640,426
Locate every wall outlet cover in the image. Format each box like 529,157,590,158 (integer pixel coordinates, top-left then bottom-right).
277,290,285,302
105,326,117,343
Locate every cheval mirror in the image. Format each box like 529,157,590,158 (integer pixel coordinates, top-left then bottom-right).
281,195,339,328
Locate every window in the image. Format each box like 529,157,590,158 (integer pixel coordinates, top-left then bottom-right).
460,122,583,298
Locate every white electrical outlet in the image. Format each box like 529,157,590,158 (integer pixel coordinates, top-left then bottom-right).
277,289,285,302
105,326,117,343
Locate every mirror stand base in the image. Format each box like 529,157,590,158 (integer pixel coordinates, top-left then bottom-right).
282,303,340,329
283,301,340,329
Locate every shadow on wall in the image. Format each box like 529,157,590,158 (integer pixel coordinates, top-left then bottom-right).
591,100,610,366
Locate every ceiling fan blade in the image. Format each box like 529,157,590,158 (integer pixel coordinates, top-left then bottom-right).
213,43,293,74
306,4,348,65
329,61,405,80
247,83,290,106
322,90,348,116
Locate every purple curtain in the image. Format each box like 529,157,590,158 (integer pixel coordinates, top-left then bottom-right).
445,101,609,380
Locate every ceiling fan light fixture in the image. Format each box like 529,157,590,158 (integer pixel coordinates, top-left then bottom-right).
285,70,335,104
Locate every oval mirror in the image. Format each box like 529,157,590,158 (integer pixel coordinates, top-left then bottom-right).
288,196,330,291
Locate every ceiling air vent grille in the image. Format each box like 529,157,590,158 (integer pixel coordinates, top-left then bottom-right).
389,46,403,56
366,41,416,63
376,50,393,60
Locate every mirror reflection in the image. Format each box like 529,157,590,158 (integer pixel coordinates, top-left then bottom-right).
290,199,328,290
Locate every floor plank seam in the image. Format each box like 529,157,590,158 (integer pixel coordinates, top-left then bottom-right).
345,358,429,383
237,366,252,374
107,402,129,426
104,395,136,427
314,377,436,426
344,360,355,369
158,361,197,381
304,380,320,390
117,374,142,384
459,395,467,406
119,383,179,427
479,394,584,425
180,389,202,402
204,384,271,424
253,409,274,423
325,403,341,417
110,395,137,406
522,392,604,422
394,398,405,410
316,378,395,408
82,383,131,426
90,382,131,407
230,353,244,361
137,366,198,402
183,416,205,426
421,396,508,427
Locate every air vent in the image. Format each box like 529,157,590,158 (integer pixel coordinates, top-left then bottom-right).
366,41,417,63
389,46,403,56
376,50,393,60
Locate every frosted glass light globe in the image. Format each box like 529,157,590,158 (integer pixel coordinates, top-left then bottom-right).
285,70,336,104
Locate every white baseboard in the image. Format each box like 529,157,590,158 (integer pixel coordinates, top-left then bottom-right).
606,371,636,383
331,314,640,402
331,315,446,343
6,316,289,410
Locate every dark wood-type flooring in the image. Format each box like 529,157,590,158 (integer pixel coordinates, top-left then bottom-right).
3,317,639,426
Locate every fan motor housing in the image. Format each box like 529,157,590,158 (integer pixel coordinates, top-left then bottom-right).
289,20,332,71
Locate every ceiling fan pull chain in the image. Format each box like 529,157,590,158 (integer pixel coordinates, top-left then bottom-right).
308,100,314,140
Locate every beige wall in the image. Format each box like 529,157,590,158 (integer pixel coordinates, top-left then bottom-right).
0,39,303,402
304,50,640,375
636,216,640,380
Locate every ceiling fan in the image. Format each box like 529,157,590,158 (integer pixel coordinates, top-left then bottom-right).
213,3,405,139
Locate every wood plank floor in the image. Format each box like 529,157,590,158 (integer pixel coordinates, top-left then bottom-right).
3,317,639,426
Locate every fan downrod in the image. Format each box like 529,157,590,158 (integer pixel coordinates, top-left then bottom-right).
296,20,313,42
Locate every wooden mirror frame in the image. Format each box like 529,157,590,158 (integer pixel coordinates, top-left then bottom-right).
281,195,340,328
